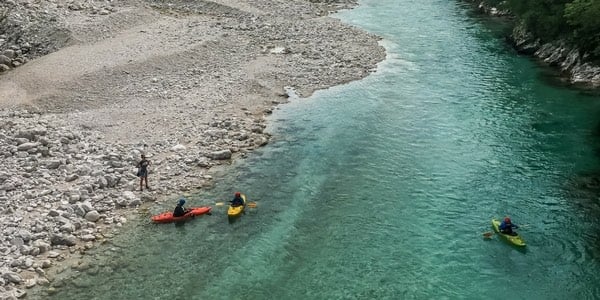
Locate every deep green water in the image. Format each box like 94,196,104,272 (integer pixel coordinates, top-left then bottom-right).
40,0,600,299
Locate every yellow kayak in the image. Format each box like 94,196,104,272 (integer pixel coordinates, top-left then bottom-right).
492,219,526,247
227,194,246,217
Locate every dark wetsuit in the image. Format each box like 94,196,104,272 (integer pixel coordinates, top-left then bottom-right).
173,205,187,217
230,196,244,207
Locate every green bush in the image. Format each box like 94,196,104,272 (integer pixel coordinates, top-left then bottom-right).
564,0,600,57
497,0,600,59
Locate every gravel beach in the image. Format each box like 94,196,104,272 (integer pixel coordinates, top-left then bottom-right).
0,0,385,297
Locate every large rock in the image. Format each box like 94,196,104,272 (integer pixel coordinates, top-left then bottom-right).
122,191,137,201
80,234,95,242
65,174,79,182
72,204,86,217
46,160,62,169
2,49,16,59
140,193,155,203
2,272,23,284
104,174,118,188
171,144,186,152
18,230,33,242
0,55,11,66
50,234,78,246
15,288,27,298
81,202,94,212
33,240,51,253
16,142,39,151
128,199,142,207
209,149,232,160
84,210,101,222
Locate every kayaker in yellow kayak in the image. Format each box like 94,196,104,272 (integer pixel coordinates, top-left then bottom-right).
230,192,244,207
499,217,519,236
173,198,191,217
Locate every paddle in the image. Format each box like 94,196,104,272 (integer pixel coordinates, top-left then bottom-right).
215,201,257,208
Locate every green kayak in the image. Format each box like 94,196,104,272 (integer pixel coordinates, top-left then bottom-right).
492,219,526,247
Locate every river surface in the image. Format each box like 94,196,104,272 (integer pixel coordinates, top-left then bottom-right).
40,0,600,299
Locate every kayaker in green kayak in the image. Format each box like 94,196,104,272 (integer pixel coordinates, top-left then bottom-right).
499,217,519,236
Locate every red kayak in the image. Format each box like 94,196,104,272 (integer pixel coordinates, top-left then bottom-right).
151,207,212,223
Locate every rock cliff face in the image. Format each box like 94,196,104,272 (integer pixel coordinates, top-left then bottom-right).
510,22,600,87
468,0,600,88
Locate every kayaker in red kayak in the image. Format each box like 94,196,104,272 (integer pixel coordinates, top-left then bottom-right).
230,192,244,207
499,217,519,236
173,198,191,217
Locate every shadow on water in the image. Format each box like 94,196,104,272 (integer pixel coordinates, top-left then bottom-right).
565,118,600,215
483,238,528,255
227,215,242,224
533,65,600,92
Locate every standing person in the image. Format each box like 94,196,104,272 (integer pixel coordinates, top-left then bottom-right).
137,154,151,191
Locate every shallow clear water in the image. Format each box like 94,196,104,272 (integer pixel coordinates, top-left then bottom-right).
41,0,600,299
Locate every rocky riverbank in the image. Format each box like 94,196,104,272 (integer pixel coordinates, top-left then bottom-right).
509,23,600,87
0,0,386,298
467,0,600,88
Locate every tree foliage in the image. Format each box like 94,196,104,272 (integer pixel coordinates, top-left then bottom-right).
494,0,600,59
564,0,600,56
507,0,571,40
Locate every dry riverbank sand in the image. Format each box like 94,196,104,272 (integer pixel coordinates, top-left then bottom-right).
0,0,385,297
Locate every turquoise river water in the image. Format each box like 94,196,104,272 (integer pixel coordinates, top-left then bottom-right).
39,0,600,299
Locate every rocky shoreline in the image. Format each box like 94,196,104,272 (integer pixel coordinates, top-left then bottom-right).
0,0,386,298
509,23,600,88
466,0,600,88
